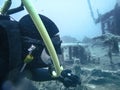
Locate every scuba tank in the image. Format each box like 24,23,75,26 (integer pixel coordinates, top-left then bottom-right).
0,15,22,70
0,15,22,89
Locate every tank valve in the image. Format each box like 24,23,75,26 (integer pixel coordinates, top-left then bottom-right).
20,44,36,72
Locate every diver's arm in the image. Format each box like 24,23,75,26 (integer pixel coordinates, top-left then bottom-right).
30,68,81,88
30,68,57,81
6,3,24,15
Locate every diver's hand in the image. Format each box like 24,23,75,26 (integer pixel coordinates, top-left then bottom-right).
59,69,81,88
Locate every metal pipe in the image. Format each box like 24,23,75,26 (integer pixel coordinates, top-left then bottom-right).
87,0,96,22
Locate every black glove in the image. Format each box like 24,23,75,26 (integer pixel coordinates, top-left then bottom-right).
58,69,81,88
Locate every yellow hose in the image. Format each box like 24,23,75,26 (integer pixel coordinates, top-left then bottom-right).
1,0,11,14
22,0,63,77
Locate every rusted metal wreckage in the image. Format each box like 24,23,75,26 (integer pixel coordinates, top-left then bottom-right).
87,0,120,35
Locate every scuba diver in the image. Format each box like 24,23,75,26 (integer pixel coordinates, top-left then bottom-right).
0,1,81,90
